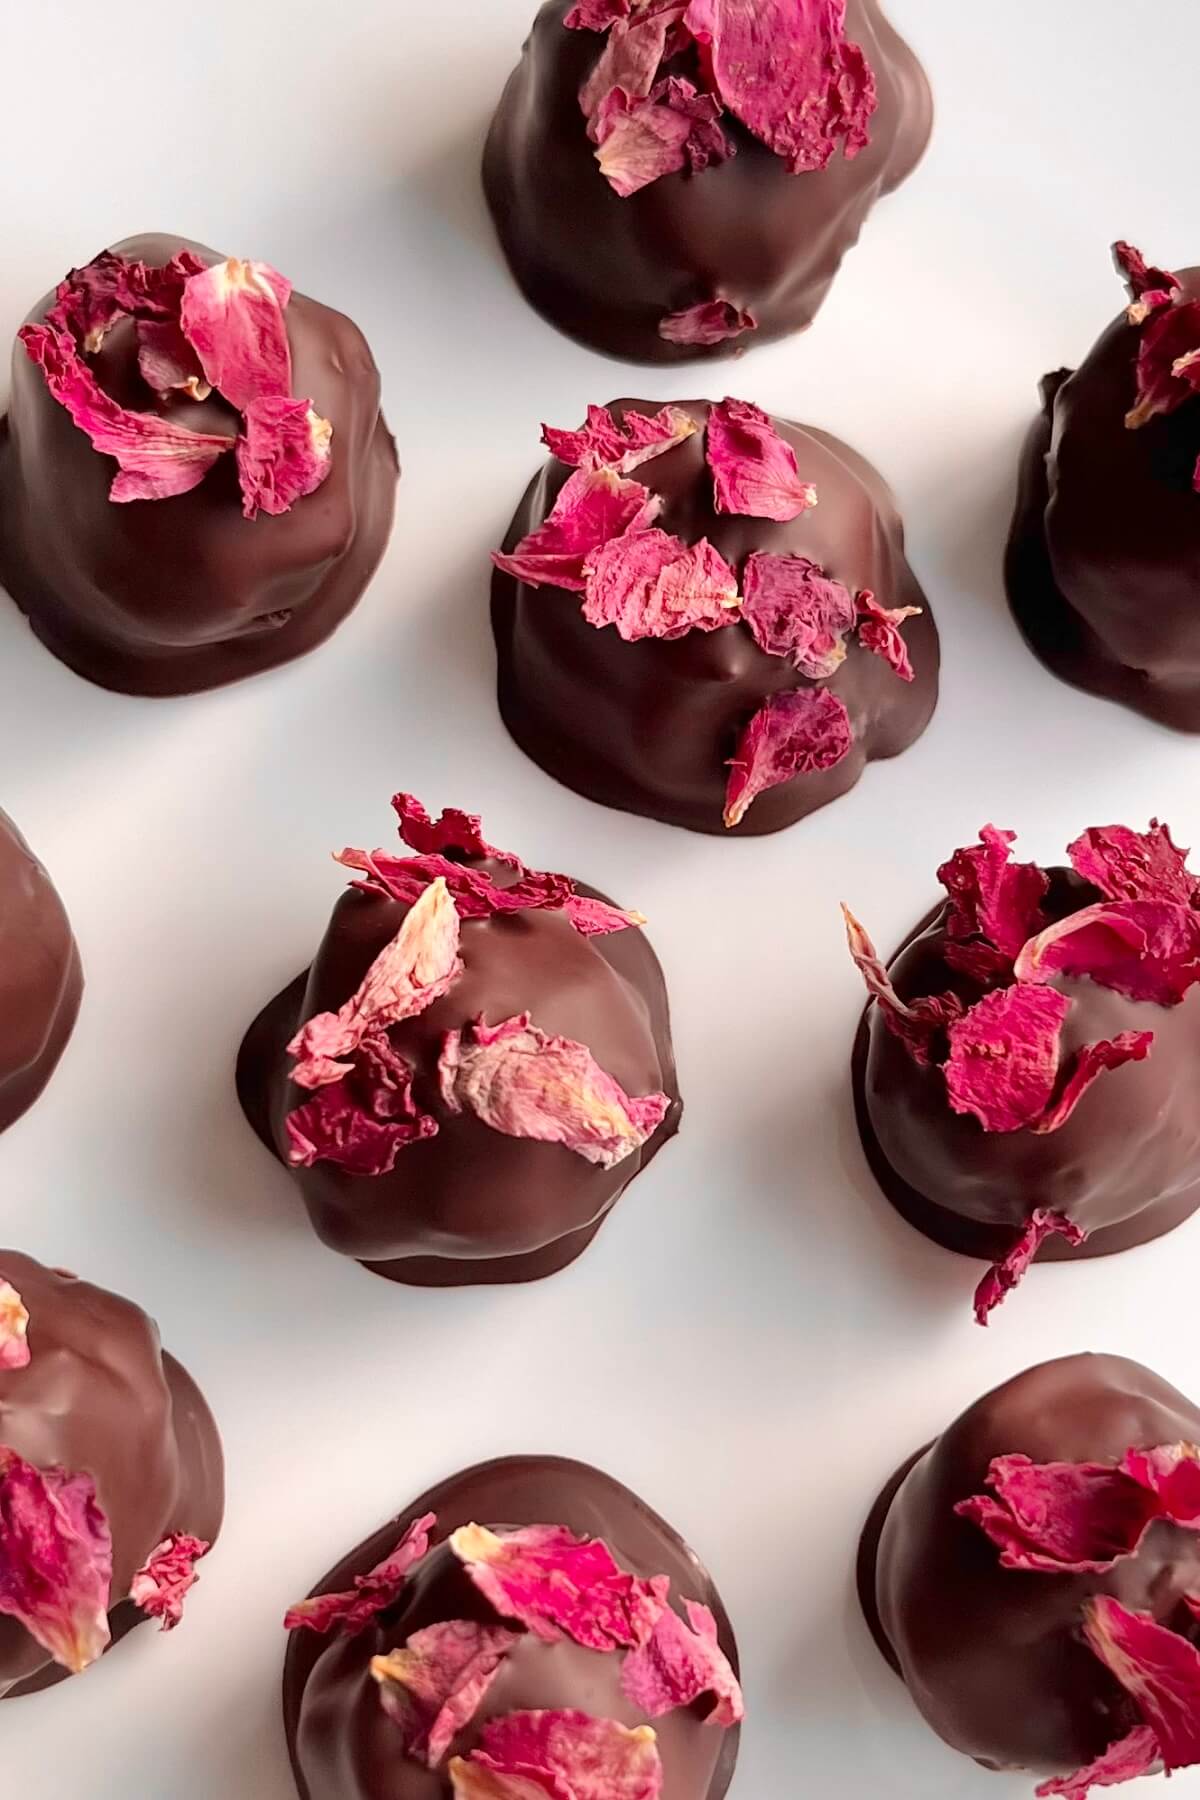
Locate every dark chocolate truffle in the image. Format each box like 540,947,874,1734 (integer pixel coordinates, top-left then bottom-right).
0,235,398,696
0,810,81,1134
1007,244,1200,728
284,1455,741,1800
237,795,680,1286
846,821,1200,1322
0,1251,223,1699
859,1354,1200,1794
492,397,937,835
483,0,932,363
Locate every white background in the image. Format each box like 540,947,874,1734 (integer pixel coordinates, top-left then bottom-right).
2,2,1200,1795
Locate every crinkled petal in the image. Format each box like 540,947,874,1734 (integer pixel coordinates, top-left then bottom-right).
1126,299,1200,428
566,0,631,26
658,300,757,347
841,905,964,1067
493,468,661,593
954,1454,1159,1573
740,552,854,676
450,1762,572,1800
1036,1727,1160,1799
0,1277,31,1371
937,825,1049,979
337,850,639,941
683,0,877,172
284,1513,435,1635
476,1711,663,1800
135,319,211,401
1067,822,1200,907
706,398,818,521
285,1074,438,1175
1113,241,1181,324
1120,1444,1200,1529
438,1016,668,1169
1084,1596,1200,1772
129,1534,209,1631
594,88,694,195
236,393,333,521
621,1599,743,1725
1032,1032,1154,1135
448,1524,666,1650
855,590,921,682
46,248,207,351
0,1450,113,1675
582,529,739,640
561,893,646,935
542,404,697,475
392,794,522,868
724,687,853,828
370,1620,521,1766
178,257,293,409
1014,901,1200,1006
944,986,1070,1133
973,1210,1087,1325
580,7,686,133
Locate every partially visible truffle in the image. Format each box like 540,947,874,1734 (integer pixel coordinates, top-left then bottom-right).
0,811,81,1134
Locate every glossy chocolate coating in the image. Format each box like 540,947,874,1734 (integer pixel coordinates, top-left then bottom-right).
483,0,932,364
0,234,398,696
285,1455,739,1800
860,1354,1200,1776
237,865,681,1284
0,810,81,1134
0,1251,224,1699
1007,269,1200,729
852,871,1200,1265
493,399,938,835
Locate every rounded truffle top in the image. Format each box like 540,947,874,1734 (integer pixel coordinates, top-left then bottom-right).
0,810,81,1134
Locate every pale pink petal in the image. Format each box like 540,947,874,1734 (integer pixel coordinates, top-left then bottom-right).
449,1762,570,1800
236,393,333,521
284,1513,435,1635
621,1599,743,1725
841,905,964,1069
594,89,693,195
0,1449,113,1674
724,687,852,828
0,1278,31,1371
370,1620,521,1766
706,398,818,521
448,1523,666,1650
178,257,293,408
658,300,757,347
475,1711,664,1800
129,1534,209,1631
580,7,686,132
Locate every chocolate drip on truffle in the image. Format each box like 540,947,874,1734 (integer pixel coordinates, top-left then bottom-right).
0,811,81,1135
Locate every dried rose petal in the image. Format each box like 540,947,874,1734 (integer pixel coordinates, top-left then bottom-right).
0,1278,31,1372
740,553,854,677
284,1512,435,1635
706,398,818,522
954,1455,1159,1573
1120,1444,1200,1528
1068,822,1200,907
286,1063,439,1176
654,74,736,172
937,826,1049,981
855,590,921,682
621,1599,743,1726
542,404,697,475
580,5,686,132
337,849,639,940
594,78,732,195
288,878,462,1089
0,1449,113,1674
392,794,522,869
448,1523,666,1650
20,324,231,502
944,986,1070,1132
841,905,964,1067
1084,1596,1200,1772
566,0,631,26
135,319,211,401
1014,901,1200,1006
46,249,207,351
129,1534,209,1631
582,529,740,640
724,687,853,828
370,1620,521,1766
450,1763,571,1800
1126,298,1200,429
1032,1032,1154,1135
560,894,646,935
1036,1727,1160,1799
658,300,757,347
683,0,876,172
494,468,661,593
973,1209,1088,1325
439,1015,669,1169
178,257,293,409
475,1711,663,1800
236,394,333,521
1114,241,1181,324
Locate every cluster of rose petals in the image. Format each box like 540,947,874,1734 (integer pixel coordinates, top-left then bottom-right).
0,1449,113,1674
370,1620,521,1766
438,1014,670,1170
19,250,332,518
971,1210,1088,1325
1113,242,1200,486
450,1711,663,1800
725,687,854,827
284,1512,435,1635
0,1277,31,1371
657,299,757,347
129,1534,210,1631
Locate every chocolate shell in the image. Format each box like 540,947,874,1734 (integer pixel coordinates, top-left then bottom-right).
483,0,932,363
1007,267,1200,729
0,1252,224,1699
0,234,398,696
493,398,937,835
859,1354,1200,1780
284,1455,740,1800
0,811,81,1135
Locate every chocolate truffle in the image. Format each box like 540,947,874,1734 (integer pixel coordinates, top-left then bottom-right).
492,397,937,835
237,794,680,1285
859,1354,1200,1797
284,1455,741,1800
0,810,81,1134
0,1251,223,1698
483,0,932,363
1008,243,1200,728
846,820,1200,1322
0,235,398,695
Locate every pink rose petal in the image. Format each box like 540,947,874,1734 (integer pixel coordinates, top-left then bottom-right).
285,1040,439,1176
594,77,733,195
1013,901,1200,1007
944,986,1070,1133
370,1620,521,1766
936,825,1049,981
392,794,522,869
542,404,697,475
706,398,818,522
740,553,855,677
1120,1444,1200,1528
1032,1031,1154,1135
683,0,876,172
337,849,641,939
582,529,740,640
450,1762,572,1800
46,248,207,351
841,905,964,1068
473,1711,664,1800
1036,1726,1160,1799
448,1523,666,1650
135,318,211,401
855,590,921,682
129,1534,209,1631
973,1209,1088,1325
955,1455,1160,1573
724,687,853,828
621,1599,743,1726
1125,296,1200,429
1083,1596,1200,1773
236,393,333,521
284,1513,435,1635
438,1016,669,1170
566,0,631,26
1113,241,1181,325
580,6,687,134
560,893,647,936
658,300,757,347
493,468,661,593
0,1277,31,1371
1067,822,1200,907
178,257,293,409
0,1449,113,1674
